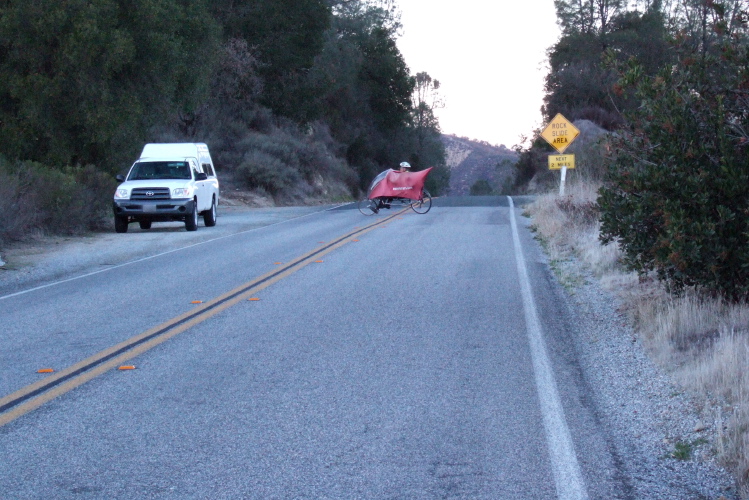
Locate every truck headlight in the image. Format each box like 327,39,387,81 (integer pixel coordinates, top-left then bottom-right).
114,188,129,199
172,187,192,198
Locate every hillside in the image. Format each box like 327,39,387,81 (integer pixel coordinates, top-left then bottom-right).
442,135,518,195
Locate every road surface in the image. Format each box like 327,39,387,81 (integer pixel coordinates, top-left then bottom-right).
0,198,681,498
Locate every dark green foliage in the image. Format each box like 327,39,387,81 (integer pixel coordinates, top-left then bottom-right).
519,1,674,193
0,0,447,242
212,0,331,122
236,150,301,196
311,3,422,188
470,180,493,196
599,28,749,300
543,0,749,300
512,136,553,191
543,2,672,128
0,0,220,171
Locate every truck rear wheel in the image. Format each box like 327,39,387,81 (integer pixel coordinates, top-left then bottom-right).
138,220,152,229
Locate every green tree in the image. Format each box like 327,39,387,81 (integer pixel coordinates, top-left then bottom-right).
598,2,749,299
309,1,415,187
554,0,625,39
211,0,332,122
544,1,672,127
411,72,443,152
407,72,449,194
0,0,220,170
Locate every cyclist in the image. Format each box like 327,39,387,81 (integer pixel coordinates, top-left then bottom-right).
377,161,412,209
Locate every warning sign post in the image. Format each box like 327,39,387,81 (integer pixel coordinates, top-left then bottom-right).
540,114,580,195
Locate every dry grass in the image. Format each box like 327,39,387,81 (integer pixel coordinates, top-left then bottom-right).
526,179,749,496
528,181,621,276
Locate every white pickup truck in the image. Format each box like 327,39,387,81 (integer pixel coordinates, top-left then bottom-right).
113,143,220,233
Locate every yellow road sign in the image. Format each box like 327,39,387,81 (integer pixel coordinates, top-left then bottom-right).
548,154,575,170
541,114,580,153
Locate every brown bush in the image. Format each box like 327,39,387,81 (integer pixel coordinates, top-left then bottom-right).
0,159,116,247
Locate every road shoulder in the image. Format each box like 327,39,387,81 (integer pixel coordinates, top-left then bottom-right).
0,205,340,297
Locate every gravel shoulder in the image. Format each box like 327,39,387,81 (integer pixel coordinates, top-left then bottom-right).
0,204,343,297
554,256,739,499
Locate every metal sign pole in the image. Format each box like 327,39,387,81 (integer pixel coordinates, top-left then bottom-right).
559,166,567,196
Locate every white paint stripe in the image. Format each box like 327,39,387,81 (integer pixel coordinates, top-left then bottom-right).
508,196,589,500
0,207,335,301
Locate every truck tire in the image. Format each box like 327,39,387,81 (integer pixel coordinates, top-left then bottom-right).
115,215,128,233
138,220,152,230
203,198,217,227
185,200,198,231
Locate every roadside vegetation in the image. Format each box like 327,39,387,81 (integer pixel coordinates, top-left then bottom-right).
0,0,449,248
518,0,749,494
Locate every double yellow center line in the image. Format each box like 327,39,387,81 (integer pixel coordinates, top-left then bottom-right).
0,209,406,427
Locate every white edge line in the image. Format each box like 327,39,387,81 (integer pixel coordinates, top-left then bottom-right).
508,196,589,500
0,206,337,301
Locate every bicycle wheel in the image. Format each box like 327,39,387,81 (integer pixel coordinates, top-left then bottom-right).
411,190,432,214
358,197,378,215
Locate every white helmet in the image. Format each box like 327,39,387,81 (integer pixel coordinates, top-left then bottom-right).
399,161,411,170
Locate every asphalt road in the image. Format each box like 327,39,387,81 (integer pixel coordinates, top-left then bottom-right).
0,198,626,498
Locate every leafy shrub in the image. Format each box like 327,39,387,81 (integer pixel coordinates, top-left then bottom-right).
0,160,41,245
513,138,556,193
599,44,749,300
469,179,493,196
236,150,300,195
0,159,116,246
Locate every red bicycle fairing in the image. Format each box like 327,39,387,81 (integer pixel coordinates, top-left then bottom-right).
367,167,433,200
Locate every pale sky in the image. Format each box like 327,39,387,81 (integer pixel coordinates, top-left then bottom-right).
395,1,561,148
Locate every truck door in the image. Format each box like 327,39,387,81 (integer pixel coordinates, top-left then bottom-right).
191,159,207,211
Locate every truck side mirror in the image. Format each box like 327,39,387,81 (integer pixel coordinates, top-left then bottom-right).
195,172,208,181
116,174,125,182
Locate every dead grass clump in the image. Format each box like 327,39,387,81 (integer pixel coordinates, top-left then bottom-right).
676,321,749,495
637,293,727,353
528,181,622,277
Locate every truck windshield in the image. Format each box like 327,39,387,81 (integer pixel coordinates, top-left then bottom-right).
127,161,192,180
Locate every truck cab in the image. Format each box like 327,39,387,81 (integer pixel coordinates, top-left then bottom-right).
113,143,219,232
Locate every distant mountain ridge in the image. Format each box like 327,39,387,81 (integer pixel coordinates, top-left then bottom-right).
442,135,518,196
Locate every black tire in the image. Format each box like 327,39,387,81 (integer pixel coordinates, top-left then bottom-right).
185,200,198,231
411,190,432,214
114,215,129,233
203,197,217,227
138,220,152,230
357,197,378,215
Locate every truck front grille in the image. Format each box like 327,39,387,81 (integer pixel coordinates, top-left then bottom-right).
130,187,171,201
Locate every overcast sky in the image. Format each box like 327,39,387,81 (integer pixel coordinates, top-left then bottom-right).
395,1,561,148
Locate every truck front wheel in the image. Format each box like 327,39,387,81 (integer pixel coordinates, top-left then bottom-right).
203,197,217,227
115,215,129,233
185,201,198,231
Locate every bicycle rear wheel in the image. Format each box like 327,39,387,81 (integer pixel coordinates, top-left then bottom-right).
358,197,378,215
411,190,432,214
